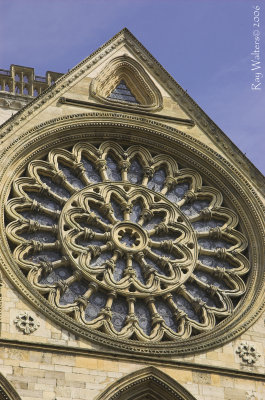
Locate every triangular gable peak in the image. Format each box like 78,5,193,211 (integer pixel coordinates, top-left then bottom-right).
0,28,263,192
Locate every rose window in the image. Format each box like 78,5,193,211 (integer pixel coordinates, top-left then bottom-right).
6,141,249,342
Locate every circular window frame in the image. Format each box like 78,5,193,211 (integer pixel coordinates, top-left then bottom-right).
0,113,264,356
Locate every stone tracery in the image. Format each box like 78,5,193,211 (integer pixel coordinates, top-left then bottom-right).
6,140,250,343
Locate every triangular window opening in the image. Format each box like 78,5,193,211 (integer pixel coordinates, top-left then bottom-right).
108,80,139,104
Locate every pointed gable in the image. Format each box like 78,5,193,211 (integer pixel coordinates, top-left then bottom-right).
0,28,263,192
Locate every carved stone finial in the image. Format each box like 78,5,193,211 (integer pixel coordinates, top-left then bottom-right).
14,312,40,334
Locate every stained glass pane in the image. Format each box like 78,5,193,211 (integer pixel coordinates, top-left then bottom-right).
113,257,126,281
108,80,139,103
111,297,128,332
135,300,152,335
40,175,70,199
155,299,178,332
20,210,55,226
81,157,101,183
39,266,72,285
128,159,143,184
147,168,166,192
26,191,61,211
58,163,84,189
85,292,107,321
106,156,121,181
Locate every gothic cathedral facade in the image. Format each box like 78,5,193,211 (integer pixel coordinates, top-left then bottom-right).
0,29,264,400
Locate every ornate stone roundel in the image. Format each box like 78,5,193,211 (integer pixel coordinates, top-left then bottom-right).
6,141,249,345
59,182,197,298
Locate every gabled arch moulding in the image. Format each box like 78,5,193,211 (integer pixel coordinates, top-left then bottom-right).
90,55,163,111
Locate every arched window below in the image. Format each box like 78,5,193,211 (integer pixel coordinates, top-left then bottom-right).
96,367,198,400
0,372,22,400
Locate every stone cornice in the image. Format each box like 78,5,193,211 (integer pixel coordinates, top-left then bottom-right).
0,339,264,382
59,97,194,126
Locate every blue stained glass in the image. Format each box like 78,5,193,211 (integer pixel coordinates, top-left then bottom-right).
144,257,167,276
111,297,128,332
128,159,143,184
27,191,61,211
81,157,101,183
60,280,87,305
108,80,139,104
198,255,234,270
155,299,178,332
20,231,57,243
135,300,152,335
166,183,189,203
194,270,229,290
172,293,200,322
39,266,72,285
106,156,121,181
90,251,112,267
181,200,209,217
58,163,84,190
130,201,142,223
111,198,123,221
132,260,145,284
198,238,231,250
113,258,126,281
185,282,217,308
40,175,70,199
147,169,166,192
85,292,107,321
26,250,62,264
142,213,164,230
21,210,55,226
192,219,224,232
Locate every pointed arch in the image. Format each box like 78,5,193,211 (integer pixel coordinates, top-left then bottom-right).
90,55,163,112
0,373,22,400
96,366,197,400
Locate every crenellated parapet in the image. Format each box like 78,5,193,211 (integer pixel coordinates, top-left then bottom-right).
0,64,63,98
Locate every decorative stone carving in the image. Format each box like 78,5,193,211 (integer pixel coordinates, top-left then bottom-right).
236,343,261,364
14,312,39,334
90,55,163,111
246,390,257,400
6,140,250,345
0,111,263,357
97,366,198,400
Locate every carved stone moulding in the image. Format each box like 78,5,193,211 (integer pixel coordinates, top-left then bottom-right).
1,114,264,356
90,55,163,111
96,366,198,400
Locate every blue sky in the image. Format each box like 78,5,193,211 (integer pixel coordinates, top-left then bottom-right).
0,0,264,174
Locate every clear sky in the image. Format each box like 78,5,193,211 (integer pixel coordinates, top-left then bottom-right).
0,0,264,174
